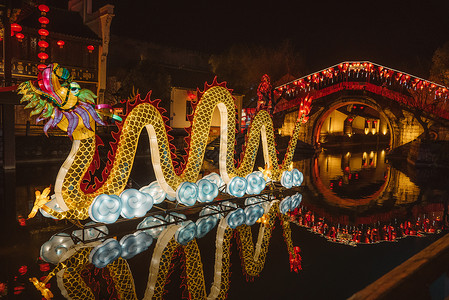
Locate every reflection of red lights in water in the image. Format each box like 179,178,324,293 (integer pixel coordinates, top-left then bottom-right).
18,265,27,275
289,246,302,273
14,285,25,295
289,206,444,245
39,263,50,272
17,216,26,226
39,276,51,290
0,282,6,296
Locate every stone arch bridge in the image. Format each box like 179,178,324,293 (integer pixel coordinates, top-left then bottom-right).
273,61,449,149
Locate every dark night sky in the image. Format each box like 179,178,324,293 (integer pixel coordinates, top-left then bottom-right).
108,0,449,77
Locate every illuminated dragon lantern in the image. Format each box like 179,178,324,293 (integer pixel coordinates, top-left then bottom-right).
19,64,309,299
19,64,310,221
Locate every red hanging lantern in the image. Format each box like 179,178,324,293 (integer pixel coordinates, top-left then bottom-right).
38,40,49,48
38,16,49,25
15,33,24,41
57,40,65,48
11,23,22,32
38,52,49,60
38,4,49,14
87,45,94,53
38,64,47,71
38,28,49,36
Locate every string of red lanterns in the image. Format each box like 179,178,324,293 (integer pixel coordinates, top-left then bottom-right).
9,4,94,72
10,23,23,42
37,4,50,71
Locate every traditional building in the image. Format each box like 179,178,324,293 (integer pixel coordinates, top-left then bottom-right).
0,0,114,168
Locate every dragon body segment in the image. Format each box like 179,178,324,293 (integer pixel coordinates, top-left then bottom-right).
18,64,306,220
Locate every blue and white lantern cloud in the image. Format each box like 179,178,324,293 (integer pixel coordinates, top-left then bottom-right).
245,172,266,195
199,205,222,220
196,215,218,238
290,193,302,210
244,205,264,226
280,196,292,214
140,181,166,204
226,176,248,197
40,233,75,265
119,231,153,260
226,208,246,229
176,182,198,206
120,189,153,219
292,169,304,186
137,215,166,239
89,194,122,224
197,178,219,202
203,172,224,189
281,170,294,189
89,238,122,269
175,221,197,245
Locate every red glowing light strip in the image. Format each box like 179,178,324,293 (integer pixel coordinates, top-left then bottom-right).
275,61,448,91
274,68,449,120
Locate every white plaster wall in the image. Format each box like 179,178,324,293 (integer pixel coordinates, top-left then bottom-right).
321,110,347,135
170,87,243,130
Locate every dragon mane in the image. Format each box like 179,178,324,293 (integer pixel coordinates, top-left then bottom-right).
18,63,105,138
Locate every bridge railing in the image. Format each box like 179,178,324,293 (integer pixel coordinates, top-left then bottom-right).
274,61,449,120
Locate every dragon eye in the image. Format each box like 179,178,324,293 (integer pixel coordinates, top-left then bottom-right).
69,82,81,96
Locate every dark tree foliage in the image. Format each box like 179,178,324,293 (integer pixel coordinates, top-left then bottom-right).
430,41,449,87
105,60,171,112
209,41,304,107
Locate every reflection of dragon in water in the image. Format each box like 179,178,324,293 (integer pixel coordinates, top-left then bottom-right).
18,64,306,221
31,202,300,300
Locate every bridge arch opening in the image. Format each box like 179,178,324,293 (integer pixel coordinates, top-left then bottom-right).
312,97,395,149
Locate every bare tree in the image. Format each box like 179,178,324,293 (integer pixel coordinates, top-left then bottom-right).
407,85,448,140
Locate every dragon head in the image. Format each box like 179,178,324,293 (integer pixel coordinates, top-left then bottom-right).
18,63,105,139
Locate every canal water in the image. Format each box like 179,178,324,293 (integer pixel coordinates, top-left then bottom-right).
0,145,447,299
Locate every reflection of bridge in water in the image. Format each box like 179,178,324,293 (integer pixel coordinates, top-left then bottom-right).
290,149,447,245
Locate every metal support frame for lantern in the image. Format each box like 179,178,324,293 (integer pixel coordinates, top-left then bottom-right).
66,185,302,245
